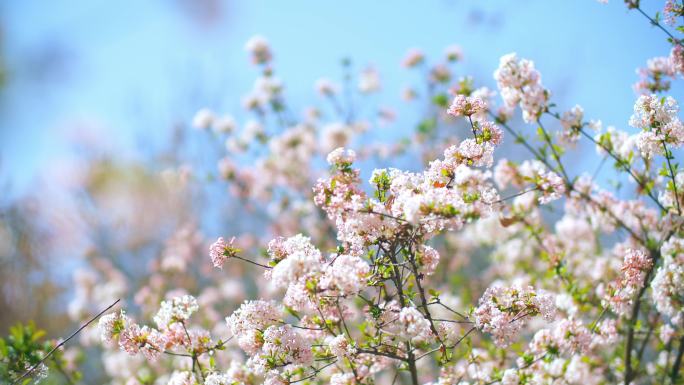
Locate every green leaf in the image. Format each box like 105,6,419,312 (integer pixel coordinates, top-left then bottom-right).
417,118,437,135
432,94,449,108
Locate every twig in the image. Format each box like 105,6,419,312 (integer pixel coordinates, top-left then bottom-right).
233,255,272,269
12,298,121,385
672,335,684,384
636,7,683,47
661,140,681,215
537,119,570,183
495,187,538,204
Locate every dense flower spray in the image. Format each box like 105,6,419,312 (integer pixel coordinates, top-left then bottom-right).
29,3,684,385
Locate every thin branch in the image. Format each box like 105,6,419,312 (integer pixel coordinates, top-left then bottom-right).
495,187,538,204
624,253,659,385
12,299,121,385
662,140,681,215
672,335,684,384
233,255,272,269
537,118,570,183
428,300,469,321
289,360,338,383
636,7,683,47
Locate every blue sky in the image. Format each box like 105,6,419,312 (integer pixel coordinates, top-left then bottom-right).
1,0,681,191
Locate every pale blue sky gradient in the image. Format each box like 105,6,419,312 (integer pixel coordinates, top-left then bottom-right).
1,0,681,190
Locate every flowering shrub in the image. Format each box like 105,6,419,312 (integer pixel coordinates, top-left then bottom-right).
6,1,684,385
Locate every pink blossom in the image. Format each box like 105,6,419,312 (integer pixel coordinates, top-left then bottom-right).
245,35,272,65
447,94,487,117
402,48,425,68
209,237,238,269
474,285,555,347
